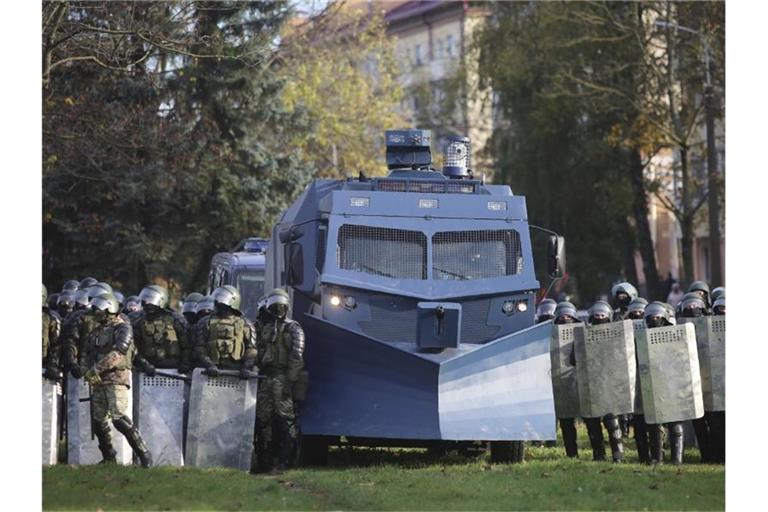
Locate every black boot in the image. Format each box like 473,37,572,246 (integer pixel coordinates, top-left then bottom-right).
274,422,295,473
585,418,606,461
113,417,152,468
93,420,117,464
692,416,712,463
633,415,650,464
560,418,578,458
709,411,725,464
649,424,664,464
668,422,684,465
604,414,624,463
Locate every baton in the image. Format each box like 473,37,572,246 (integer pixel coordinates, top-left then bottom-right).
210,369,265,380
153,370,192,383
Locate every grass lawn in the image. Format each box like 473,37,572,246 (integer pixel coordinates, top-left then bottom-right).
43,426,725,511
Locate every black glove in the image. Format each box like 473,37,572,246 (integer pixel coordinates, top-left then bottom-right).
44,366,59,381
178,363,191,375
70,365,84,379
203,365,220,377
142,362,156,376
238,367,252,380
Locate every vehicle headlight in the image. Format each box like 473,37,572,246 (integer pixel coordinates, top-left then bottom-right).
329,295,342,307
344,295,357,309
502,301,515,314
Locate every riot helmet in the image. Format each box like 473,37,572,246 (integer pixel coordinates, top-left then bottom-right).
113,291,125,307
58,292,75,316
90,292,121,317
139,285,169,309
611,282,638,308
182,292,204,314
588,300,613,325
680,295,707,318
79,277,98,289
711,287,725,302
87,282,112,300
124,295,142,313
266,288,290,319
713,296,725,316
73,289,90,309
688,280,711,305
196,296,215,317
626,297,648,320
62,280,80,292
554,301,578,324
535,299,557,323
213,285,241,312
645,301,673,328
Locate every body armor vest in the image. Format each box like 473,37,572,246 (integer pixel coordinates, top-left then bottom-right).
42,311,51,361
89,319,133,370
139,315,179,362
206,315,245,363
258,321,293,370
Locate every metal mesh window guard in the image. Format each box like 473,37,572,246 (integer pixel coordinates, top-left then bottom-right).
337,224,427,279
432,230,523,280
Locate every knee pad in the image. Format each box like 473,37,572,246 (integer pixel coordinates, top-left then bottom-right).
112,416,134,434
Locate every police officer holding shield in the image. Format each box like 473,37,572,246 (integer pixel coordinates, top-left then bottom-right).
553,301,581,458
253,288,306,474
43,285,62,381
81,292,153,467
132,285,191,374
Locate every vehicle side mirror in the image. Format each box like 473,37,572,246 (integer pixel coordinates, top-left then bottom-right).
279,225,304,243
547,235,566,278
285,242,304,286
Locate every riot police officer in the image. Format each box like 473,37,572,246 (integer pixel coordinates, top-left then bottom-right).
626,297,648,320
680,294,714,463
535,298,557,323
711,287,725,303
182,292,204,325
123,295,142,321
254,288,306,474
194,285,257,378
47,292,61,314
553,301,581,458
710,295,725,463
57,291,76,320
195,295,215,320
644,301,684,464
712,296,725,316
132,285,191,374
81,293,152,467
43,285,62,381
61,290,99,378
611,282,638,320
583,300,624,462
687,281,712,314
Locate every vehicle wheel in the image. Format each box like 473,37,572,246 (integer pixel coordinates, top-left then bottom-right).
300,435,330,466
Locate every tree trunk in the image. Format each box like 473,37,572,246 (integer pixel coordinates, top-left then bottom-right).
622,217,640,290
629,149,663,300
678,147,694,285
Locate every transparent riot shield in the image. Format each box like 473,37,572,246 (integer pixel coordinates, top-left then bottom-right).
550,324,582,419
66,374,133,464
573,320,636,418
42,376,60,465
185,369,258,471
682,317,725,412
635,323,704,424
134,371,187,466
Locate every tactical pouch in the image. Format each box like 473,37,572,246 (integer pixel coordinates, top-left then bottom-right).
292,370,309,401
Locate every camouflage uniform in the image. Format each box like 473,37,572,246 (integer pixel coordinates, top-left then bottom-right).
42,306,62,379
193,308,258,372
132,309,190,372
61,309,99,377
254,289,306,473
82,294,152,467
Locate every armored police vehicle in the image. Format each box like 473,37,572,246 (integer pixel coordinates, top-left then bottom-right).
265,130,565,461
208,237,268,320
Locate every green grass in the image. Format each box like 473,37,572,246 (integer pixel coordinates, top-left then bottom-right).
44,426,725,511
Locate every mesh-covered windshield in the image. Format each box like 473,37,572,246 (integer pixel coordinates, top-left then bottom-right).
337,224,427,279
236,271,265,320
432,230,522,280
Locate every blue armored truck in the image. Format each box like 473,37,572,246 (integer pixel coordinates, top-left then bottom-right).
208,237,268,321
265,130,565,462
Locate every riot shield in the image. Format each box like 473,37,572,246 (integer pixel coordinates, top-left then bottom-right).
682,317,725,412
573,320,636,418
42,377,60,465
635,323,704,424
631,320,646,414
550,324,582,419
66,375,133,464
134,371,187,466
185,369,258,471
